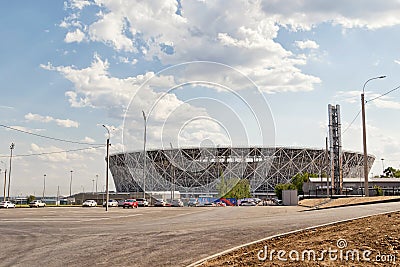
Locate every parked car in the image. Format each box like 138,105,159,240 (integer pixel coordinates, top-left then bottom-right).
271,198,283,205
103,199,118,207
123,199,138,208
171,199,184,207
239,200,256,206
0,201,16,208
215,201,227,207
203,202,216,207
118,199,125,207
82,200,97,207
154,199,167,207
187,198,199,207
29,200,46,208
136,198,149,207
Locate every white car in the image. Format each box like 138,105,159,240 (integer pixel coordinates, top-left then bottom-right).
103,199,118,207
0,201,16,208
82,200,97,207
29,200,46,208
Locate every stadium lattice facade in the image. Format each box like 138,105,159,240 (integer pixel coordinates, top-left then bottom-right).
109,146,375,196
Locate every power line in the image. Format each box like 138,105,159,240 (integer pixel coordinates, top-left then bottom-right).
342,109,361,135
0,145,105,158
342,84,400,135
0,124,103,146
366,84,400,103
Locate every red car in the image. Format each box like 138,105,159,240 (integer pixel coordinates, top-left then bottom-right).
122,199,138,208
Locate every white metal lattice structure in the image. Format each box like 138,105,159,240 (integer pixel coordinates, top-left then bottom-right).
109,146,375,194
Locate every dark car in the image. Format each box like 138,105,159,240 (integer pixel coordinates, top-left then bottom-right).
171,199,184,207
187,198,199,207
136,198,149,207
123,199,138,208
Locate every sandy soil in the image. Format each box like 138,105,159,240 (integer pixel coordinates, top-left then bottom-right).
200,199,400,266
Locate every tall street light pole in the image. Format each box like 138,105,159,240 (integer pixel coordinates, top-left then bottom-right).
361,75,386,197
1,161,6,201
102,124,111,211
7,143,15,201
96,174,98,194
70,170,73,198
142,111,147,199
43,174,46,199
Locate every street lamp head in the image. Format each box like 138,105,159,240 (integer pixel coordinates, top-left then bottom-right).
102,124,111,138
142,110,146,120
378,75,386,79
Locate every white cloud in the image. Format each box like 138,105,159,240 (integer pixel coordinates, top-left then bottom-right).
60,0,400,93
30,143,69,162
295,40,319,50
371,98,400,109
394,59,400,65
41,54,177,115
25,113,79,128
260,0,400,30
65,0,91,10
65,28,85,43
82,137,95,143
60,0,322,93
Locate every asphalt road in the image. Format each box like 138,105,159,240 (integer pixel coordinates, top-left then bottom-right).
0,202,399,267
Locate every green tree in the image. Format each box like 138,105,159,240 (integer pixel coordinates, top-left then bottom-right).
223,179,251,199
27,195,35,203
291,173,310,194
383,167,400,178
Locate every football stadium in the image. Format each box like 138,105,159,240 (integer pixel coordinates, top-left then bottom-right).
109,146,375,197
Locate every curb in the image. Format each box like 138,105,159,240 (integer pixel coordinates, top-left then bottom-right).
302,197,400,211
187,208,400,267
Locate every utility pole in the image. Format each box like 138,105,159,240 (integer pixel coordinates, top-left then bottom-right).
2,168,6,202
7,143,15,201
69,170,73,197
325,137,329,197
43,174,46,199
170,142,175,201
361,75,386,197
57,185,60,206
142,111,147,199
96,174,98,195
102,124,111,211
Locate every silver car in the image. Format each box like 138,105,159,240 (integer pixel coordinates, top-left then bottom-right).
171,199,184,207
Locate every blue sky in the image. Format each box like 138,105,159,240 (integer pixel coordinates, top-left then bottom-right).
1,0,400,196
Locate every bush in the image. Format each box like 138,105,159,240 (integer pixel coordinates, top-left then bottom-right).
374,185,383,196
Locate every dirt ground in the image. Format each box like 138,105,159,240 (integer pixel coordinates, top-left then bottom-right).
200,199,400,266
